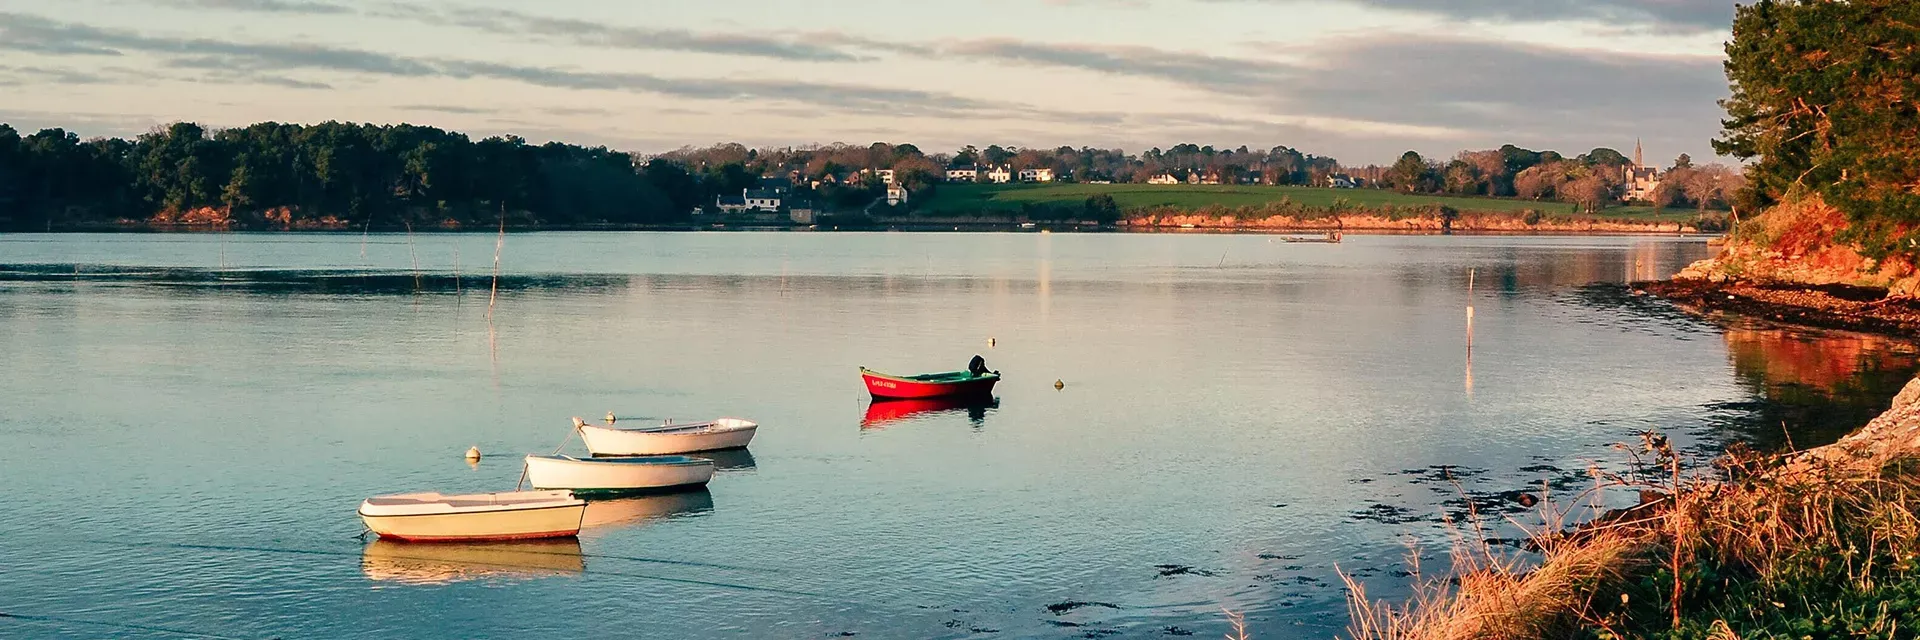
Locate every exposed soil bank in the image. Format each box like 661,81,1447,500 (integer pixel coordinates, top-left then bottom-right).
1637,279,1920,337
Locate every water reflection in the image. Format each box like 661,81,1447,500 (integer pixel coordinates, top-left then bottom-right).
1719,323,1920,450
360,538,585,585
861,397,1000,430
0,264,636,296
579,489,715,529
699,449,757,472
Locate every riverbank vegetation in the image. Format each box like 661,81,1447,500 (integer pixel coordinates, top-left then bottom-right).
1376,2,1920,637
919,183,1709,225
2,118,1729,231
1678,0,1920,293
1346,420,1920,639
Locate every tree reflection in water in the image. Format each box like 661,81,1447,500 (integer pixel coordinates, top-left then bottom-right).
1718,322,1920,450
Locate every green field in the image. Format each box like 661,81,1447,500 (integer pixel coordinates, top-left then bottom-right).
919,183,1710,223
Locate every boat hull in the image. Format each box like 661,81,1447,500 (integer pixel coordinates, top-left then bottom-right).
860,369,999,400
524,455,715,497
359,504,585,542
578,420,757,456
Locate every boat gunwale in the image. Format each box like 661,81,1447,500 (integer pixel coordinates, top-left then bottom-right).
578,419,758,436
524,453,714,467
357,502,585,519
859,367,1001,385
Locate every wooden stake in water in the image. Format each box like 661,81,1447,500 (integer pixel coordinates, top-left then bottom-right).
405,220,421,290
1466,268,1476,350
1466,268,1475,396
488,210,504,321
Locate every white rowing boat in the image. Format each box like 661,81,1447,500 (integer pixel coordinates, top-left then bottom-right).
574,416,758,456
523,454,715,497
357,490,585,542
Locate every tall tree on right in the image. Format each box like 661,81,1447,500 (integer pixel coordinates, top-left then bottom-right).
1715,0,1920,258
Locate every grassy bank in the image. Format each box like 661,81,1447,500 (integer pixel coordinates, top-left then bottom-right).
919,183,1714,225
1346,380,1920,639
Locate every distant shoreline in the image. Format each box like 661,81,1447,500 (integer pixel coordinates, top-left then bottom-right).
7,216,1707,236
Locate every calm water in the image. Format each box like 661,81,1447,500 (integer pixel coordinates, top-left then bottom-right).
1,232,1912,639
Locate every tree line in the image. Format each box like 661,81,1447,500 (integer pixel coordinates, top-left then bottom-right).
0,119,1737,230
0,121,706,230
1716,0,1920,260
1360,146,1742,214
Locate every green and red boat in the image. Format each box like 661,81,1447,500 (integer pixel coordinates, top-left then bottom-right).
859,367,1000,400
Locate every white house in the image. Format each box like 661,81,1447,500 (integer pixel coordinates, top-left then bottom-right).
744,188,782,212
1147,173,1180,185
986,166,1013,184
875,169,896,185
1018,167,1055,183
713,194,749,213
1326,175,1357,189
886,184,909,206
945,166,979,182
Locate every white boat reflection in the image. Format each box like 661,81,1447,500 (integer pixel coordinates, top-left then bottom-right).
580,488,715,529
360,538,584,585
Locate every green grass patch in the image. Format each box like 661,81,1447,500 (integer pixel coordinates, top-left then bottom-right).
919,183,1715,224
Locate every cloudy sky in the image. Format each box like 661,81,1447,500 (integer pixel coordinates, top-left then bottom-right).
0,0,1737,165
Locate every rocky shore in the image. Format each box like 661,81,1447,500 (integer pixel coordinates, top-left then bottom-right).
1638,278,1920,337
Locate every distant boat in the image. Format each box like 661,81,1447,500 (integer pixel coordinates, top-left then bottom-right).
575,416,758,456
523,454,715,498
860,367,999,400
357,490,585,542
1281,231,1342,243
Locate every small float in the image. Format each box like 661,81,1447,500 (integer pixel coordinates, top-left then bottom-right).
575,416,758,456
357,490,586,542
522,454,716,498
860,367,1000,400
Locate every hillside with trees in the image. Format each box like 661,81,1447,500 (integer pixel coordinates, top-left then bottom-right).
1680,0,1920,293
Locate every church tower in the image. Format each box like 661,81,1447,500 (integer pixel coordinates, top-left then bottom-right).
1634,138,1644,168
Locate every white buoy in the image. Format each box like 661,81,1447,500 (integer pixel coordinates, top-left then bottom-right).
988,337,996,348
465,446,481,461
606,411,616,424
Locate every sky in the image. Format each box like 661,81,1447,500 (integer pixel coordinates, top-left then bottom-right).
0,0,1740,165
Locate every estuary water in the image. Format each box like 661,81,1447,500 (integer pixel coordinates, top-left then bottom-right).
0,232,1913,639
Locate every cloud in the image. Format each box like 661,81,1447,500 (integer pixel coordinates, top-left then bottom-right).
928,33,1723,157
396,105,496,115
1213,0,1736,33
382,6,888,63
943,39,1289,94
0,12,1010,119
1269,36,1727,146
155,0,352,15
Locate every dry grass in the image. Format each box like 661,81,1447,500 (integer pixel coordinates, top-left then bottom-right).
1343,430,1920,640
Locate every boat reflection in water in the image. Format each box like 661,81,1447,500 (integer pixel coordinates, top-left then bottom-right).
861,396,1000,430
361,538,584,585
580,488,715,529
698,448,757,473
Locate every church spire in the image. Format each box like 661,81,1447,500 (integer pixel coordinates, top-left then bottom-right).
1634,138,1644,168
